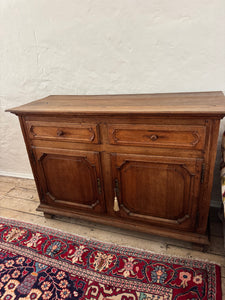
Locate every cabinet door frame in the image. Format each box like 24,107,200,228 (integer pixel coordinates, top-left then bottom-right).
33,146,105,213
110,153,204,231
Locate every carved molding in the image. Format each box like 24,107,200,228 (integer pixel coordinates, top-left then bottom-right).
120,204,190,225
39,152,100,210
88,128,96,142
112,129,119,142
180,164,195,177
191,131,200,146
29,124,97,144
29,125,37,137
117,160,194,180
46,192,56,201
111,128,202,148
176,214,190,224
38,153,47,161
47,193,100,210
90,199,100,209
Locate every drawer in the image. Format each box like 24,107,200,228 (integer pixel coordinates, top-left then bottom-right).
26,121,99,144
108,124,206,150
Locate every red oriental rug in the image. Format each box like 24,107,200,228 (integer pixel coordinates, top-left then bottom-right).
0,217,221,300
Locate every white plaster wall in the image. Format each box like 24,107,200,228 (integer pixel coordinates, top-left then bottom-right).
0,1,225,203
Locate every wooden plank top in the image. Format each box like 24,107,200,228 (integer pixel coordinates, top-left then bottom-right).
6,91,225,116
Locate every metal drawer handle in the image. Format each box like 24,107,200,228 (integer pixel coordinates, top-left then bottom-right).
57,130,64,136
150,134,158,141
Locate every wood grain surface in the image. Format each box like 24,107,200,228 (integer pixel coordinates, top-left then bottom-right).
6,92,225,245
6,91,225,115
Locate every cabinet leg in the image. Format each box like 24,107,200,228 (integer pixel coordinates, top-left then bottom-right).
44,213,53,219
191,243,209,252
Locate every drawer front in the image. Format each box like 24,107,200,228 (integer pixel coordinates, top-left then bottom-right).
108,124,206,150
26,121,99,144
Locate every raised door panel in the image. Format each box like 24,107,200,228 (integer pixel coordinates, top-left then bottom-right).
110,153,203,231
33,147,105,213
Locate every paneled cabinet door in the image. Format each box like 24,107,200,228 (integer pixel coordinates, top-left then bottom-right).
110,153,204,231
33,147,105,213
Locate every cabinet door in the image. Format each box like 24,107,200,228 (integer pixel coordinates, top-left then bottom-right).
33,147,105,213
110,153,203,231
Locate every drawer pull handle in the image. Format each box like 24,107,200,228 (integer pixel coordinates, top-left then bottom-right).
150,134,158,141
57,130,64,136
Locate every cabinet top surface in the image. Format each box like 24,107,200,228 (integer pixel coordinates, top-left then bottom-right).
7,91,225,117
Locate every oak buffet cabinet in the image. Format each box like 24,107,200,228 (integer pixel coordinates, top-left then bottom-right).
7,92,225,245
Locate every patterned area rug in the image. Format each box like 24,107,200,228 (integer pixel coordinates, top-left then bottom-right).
0,217,221,300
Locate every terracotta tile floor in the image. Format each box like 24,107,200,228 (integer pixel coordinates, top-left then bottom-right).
0,175,224,295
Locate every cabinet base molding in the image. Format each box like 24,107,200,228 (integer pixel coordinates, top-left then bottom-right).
37,204,210,245
43,212,53,219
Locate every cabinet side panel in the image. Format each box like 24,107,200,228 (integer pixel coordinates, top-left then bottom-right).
197,119,220,233
18,116,43,202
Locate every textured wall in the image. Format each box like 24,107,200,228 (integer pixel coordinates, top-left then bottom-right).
0,0,225,204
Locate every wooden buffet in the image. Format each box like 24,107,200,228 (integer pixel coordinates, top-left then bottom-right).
7,92,225,245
